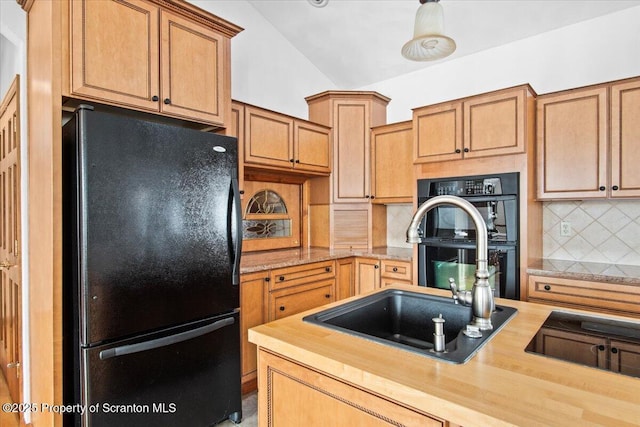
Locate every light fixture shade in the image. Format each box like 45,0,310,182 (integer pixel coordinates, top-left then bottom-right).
402,1,456,61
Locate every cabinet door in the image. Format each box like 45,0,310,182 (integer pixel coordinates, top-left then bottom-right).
294,120,331,174
70,0,160,110
610,79,640,198
463,88,526,159
244,106,294,169
413,101,463,163
333,206,370,250
371,121,412,203
355,258,380,295
609,340,640,378
336,258,355,300
537,87,608,199
160,10,227,126
535,327,608,369
333,100,371,202
240,272,266,387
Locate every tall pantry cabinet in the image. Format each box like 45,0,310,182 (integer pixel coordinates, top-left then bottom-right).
18,1,241,426
305,91,390,249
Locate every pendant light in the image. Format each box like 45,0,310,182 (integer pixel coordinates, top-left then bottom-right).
402,0,456,61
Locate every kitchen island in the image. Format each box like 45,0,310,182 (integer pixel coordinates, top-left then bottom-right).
248,285,640,426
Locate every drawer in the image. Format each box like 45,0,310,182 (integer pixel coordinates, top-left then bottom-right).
528,275,640,315
381,278,414,288
269,260,335,291
270,279,335,320
380,259,412,282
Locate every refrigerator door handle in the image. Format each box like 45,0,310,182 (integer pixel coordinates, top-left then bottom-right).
99,316,235,360
230,172,243,285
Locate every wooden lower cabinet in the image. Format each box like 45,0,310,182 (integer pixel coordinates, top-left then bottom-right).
610,339,640,378
355,257,380,294
356,258,413,294
534,327,608,369
258,349,447,427
240,271,267,392
527,275,640,316
336,257,355,300
269,280,335,320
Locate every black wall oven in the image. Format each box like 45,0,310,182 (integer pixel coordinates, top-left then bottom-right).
417,172,520,300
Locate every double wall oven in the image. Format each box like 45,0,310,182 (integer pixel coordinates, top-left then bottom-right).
417,173,520,300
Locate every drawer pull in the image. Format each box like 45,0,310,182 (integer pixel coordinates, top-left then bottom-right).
279,276,285,281
392,267,398,272
325,294,331,299
543,285,551,291
279,306,286,311
325,267,331,272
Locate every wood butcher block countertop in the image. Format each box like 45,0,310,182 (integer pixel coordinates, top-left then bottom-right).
249,285,640,426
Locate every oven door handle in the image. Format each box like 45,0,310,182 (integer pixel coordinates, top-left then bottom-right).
446,194,517,203
420,240,517,251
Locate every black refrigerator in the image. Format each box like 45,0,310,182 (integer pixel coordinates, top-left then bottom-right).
62,105,243,426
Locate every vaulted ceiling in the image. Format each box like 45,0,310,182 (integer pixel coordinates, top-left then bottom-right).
245,0,640,88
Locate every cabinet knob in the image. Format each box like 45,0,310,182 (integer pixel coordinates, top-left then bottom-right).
463,148,469,153
325,267,331,272
392,267,398,272
598,345,605,351
279,306,285,311
455,149,461,154
365,195,370,199
543,284,551,291
370,195,375,199
599,186,606,191
611,347,618,354
290,158,295,163
325,294,331,299
279,276,285,281
151,95,159,102
295,159,300,163
374,264,379,269
612,185,619,191
164,98,171,105
265,277,270,282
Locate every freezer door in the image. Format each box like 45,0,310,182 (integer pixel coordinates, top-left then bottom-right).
74,312,241,427
64,106,241,345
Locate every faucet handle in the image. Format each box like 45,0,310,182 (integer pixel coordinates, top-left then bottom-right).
448,278,459,303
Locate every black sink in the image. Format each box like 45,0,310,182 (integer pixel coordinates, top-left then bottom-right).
303,289,517,364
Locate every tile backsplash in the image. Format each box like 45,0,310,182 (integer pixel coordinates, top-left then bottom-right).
386,204,414,249
388,201,640,266
543,200,640,266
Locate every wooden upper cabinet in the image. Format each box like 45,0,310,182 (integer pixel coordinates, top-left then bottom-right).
294,120,331,174
243,104,331,175
67,0,241,127
306,91,390,203
610,79,640,198
413,101,462,162
537,87,608,199
414,85,532,163
537,77,640,200
160,10,226,124
245,106,294,169
70,0,160,110
371,121,413,203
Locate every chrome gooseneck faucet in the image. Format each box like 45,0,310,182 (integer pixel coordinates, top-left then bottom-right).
406,195,494,330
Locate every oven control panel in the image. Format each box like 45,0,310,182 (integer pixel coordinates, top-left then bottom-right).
434,177,503,196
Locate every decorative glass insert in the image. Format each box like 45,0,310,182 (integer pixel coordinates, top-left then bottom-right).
243,189,292,239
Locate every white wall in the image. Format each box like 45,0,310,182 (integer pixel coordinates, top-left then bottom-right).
358,6,640,122
192,0,336,118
